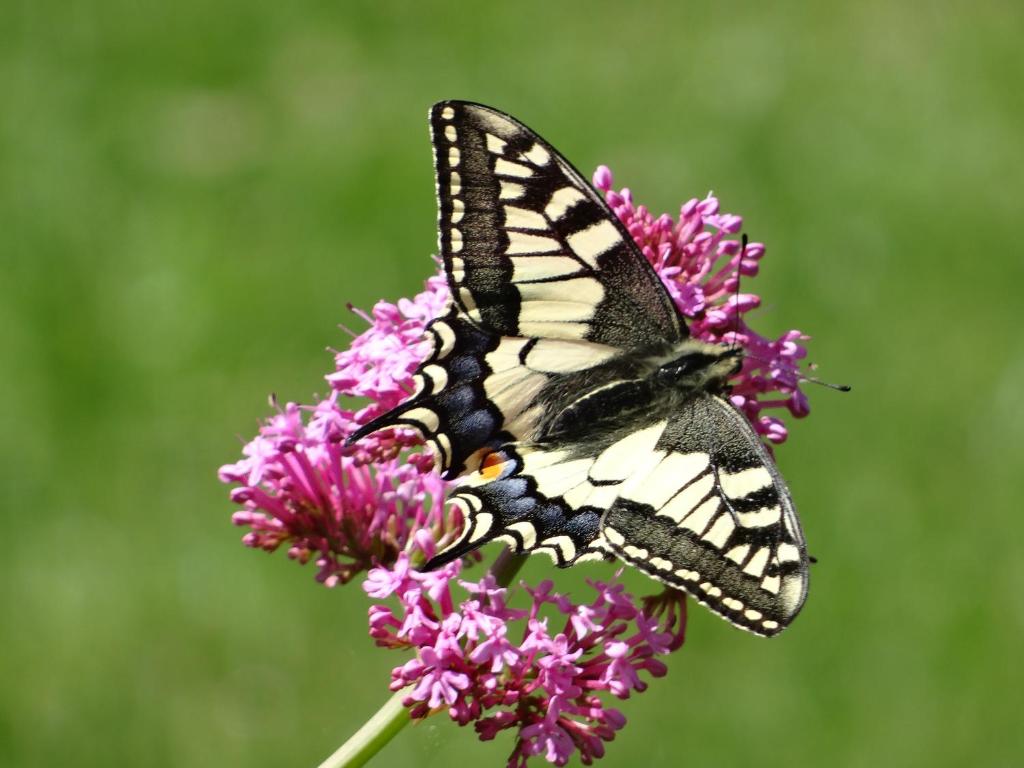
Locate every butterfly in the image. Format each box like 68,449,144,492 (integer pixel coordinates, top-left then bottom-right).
350,101,809,637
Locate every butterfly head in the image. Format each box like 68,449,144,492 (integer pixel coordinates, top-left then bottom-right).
653,340,743,394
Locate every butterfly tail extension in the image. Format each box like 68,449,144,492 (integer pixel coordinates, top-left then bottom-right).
345,310,512,479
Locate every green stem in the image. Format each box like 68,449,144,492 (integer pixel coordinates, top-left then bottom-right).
317,689,409,768
317,547,528,768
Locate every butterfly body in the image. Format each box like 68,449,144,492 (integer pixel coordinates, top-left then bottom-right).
350,101,810,637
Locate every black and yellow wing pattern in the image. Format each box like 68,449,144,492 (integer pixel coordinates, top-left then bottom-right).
351,101,809,637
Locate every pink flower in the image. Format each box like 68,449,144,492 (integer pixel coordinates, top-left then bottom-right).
368,561,686,767
218,276,464,586
594,166,812,443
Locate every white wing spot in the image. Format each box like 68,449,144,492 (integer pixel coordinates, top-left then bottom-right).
450,228,463,252
622,544,649,560
494,158,533,178
725,544,750,564
648,556,673,571
699,582,723,598
744,609,763,621
524,339,618,373
444,125,457,142
450,171,461,195
486,133,507,154
511,255,583,282
658,474,715,523
506,231,562,255
628,452,709,509
566,220,623,268
469,512,494,543
517,320,589,339
540,535,577,562
499,181,526,200
544,186,587,221
780,576,804,613
737,505,782,528
761,574,781,594
722,597,744,612
674,568,700,582
507,521,538,549
522,143,551,165
433,321,456,357
448,147,460,167
562,480,596,510
495,534,518,550
422,364,448,391
518,277,604,306
441,106,455,120
719,466,773,498
762,620,780,631
743,547,770,577
589,421,667,483
703,514,735,548
530,458,595,497
679,497,720,533
451,198,464,224
604,526,625,546
434,433,452,467
777,543,801,563
403,407,439,433
484,337,531,372
520,448,570,471
504,205,547,230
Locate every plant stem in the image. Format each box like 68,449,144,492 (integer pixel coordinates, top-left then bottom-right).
317,689,409,768
317,547,528,768
488,546,529,588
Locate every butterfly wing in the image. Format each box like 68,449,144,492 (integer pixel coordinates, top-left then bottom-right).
432,100,684,346
434,390,808,637
600,393,808,637
350,101,686,478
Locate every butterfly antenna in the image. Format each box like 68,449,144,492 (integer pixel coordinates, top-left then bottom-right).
742,351,852,393
799,374,852,392
730,234,747,353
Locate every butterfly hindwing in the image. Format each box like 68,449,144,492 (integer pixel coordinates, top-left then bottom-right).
427,444,612,569
600,394,808,637
430,100,685,348
427,391,807,637
425,398,676,571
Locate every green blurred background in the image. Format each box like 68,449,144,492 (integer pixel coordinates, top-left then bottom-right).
4,1,1022,766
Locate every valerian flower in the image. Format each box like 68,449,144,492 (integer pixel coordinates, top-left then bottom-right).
219,166,816,766
366,556,686,767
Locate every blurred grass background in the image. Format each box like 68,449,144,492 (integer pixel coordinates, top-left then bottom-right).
3,1,1022,766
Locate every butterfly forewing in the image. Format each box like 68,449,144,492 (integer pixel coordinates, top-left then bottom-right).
430,101,685,348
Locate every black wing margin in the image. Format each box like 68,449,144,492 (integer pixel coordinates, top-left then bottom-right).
430,100,686,349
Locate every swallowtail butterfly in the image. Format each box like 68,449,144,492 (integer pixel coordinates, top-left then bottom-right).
350,101,809,636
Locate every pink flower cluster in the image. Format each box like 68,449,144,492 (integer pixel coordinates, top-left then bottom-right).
594,166,810,443
218,275,460,586
366,555,686,766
